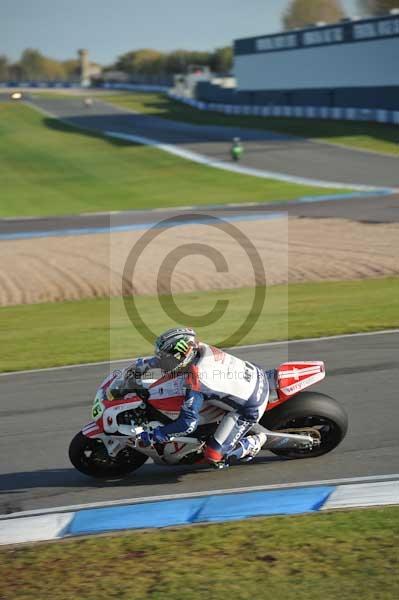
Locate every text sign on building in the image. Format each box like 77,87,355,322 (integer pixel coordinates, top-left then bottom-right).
235,15,399,55
256,33,297,51
302,26,344,46
353,18,399,39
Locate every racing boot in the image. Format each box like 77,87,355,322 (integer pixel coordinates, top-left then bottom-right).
197,456,230,469
211,458,230,470
234,432,267,462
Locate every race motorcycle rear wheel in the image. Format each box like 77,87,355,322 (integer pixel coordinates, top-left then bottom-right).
260,391,348,459
69,432,148,479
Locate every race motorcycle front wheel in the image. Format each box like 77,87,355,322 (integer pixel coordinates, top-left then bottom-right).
69,432,148,479
260,391,348,459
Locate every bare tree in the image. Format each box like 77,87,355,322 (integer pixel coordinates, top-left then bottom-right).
283,0,346,30
357,0,399,15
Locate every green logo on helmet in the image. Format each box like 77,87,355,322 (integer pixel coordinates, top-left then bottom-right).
174,339,189,354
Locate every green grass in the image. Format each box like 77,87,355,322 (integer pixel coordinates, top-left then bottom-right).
1,277,398,372
0,103,347,218
104,91,399,156
0,507,398,600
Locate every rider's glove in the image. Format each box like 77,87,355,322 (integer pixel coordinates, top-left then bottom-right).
138,427,169,447
137,431,153,447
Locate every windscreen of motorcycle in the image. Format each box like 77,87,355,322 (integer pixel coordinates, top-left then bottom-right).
92,371,120,419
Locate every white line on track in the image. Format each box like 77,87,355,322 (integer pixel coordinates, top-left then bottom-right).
1,328,398,377
106,130,389,192
2,473,398,520
24,100,55,118
24,100,394,193
235,328,399,350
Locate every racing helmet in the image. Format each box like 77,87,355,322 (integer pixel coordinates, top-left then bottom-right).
155,327,198,372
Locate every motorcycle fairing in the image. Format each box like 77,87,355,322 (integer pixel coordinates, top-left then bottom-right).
148,395,185,419
101,399,145,433
82,420,104,438
83,361,324,455
147,372,186,418
276,361,325,401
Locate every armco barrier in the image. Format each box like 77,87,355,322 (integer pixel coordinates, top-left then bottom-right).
168,92,399,125
3,81,394,123
1,480,398,546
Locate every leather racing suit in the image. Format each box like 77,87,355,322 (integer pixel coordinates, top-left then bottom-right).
110,343,269,463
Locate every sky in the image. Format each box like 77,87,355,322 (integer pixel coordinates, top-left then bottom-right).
1,0,360,65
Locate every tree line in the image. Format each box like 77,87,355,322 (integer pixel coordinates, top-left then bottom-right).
113,47,233,76
283,0,398,30
0,49,80,82
0,46,233,82
1,1,395,81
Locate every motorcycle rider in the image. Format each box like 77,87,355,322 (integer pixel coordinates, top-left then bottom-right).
108,327,268,467
231,137,243,161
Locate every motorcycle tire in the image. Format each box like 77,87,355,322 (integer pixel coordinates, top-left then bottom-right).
69,432,148,479
260,391,348,459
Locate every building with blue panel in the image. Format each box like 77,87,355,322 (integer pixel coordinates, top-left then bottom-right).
233,13,399,110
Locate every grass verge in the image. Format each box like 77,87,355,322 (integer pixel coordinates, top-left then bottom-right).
0,507,398,600
104,91,399,156
0,103,346,218
1,277,398,372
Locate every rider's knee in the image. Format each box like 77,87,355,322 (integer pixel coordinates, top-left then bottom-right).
238,406,259,424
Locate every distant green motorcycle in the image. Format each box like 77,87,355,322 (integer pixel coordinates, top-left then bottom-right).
231,137,243,161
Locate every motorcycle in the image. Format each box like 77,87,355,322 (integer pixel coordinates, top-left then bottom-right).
69,360,348,479
231,138,243,161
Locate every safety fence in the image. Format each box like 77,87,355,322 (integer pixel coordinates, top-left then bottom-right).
3,81,396,124
168,91,399,125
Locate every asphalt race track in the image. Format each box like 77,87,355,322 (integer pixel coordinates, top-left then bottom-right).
27,96,399,189
1,331,398,515
1,94,399,236
1,95,398,516
1,192,399,239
